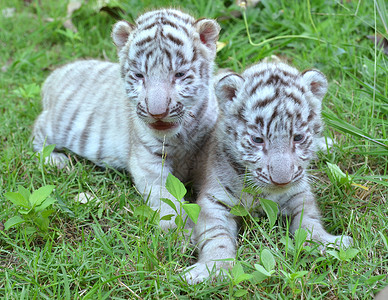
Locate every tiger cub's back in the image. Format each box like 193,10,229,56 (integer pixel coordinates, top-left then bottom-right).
34,60,131,168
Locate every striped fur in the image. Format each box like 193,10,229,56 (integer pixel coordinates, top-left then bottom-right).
184,61,352,284
32,9,220,230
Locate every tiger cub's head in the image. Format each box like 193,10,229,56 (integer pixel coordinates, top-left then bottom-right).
215,62,328,192
111,9,220,136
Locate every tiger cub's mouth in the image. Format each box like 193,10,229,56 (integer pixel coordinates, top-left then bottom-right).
148,120,179,131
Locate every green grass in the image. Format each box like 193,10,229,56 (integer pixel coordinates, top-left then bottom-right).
1,0,387,298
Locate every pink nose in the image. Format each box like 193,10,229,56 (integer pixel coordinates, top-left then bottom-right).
271,180,291,186
269,175,291,186
148,110,168,120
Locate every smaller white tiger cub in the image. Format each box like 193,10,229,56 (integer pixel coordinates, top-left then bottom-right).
184,61,353,284
32,9,221,230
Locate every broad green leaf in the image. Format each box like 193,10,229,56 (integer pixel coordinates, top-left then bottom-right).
34,198,57,212
234,273,252,285
42,144,56,159
280,236,295,252
231,263,252,284
160,198,177,213
30,185,55,207
230,205,248,216
232,262,244,279
259,198,278,228
25,226,37,235
160,214,174,221
327,250,340,260
19,208,33,215
250,270,269,284
341,248,359,261
174,214,184,228
134,205,159,222
35,215,49,232
294,228,308,250
4,216,25,230
4,192,30,209
326,162,350,184
18,186,31,202
328,248,359,261
254,264,272,277
182,203,201,224
261,249,276,272
41,209,55,218
165,173,186,201
289,271,308,279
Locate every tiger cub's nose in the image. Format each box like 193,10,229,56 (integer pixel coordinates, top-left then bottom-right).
148,110,169,120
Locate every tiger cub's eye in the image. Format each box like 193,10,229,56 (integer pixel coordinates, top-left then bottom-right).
251,136,264,144
175,72,185,78
293,134,304,142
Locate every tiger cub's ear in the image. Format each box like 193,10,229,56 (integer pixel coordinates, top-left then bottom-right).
194,19,221,54
215,73,244,102
301,69,328,101
112,20,135,50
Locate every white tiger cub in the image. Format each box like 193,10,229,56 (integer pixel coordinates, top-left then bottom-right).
184,61,353,284
32,9,220,230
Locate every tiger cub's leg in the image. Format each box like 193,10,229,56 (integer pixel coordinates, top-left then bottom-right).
183,192,238,284
32,110,69,169
129,149,189,231
284,190,353,248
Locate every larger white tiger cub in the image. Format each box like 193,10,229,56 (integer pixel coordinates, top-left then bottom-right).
184,61,353,284
32,9,220,230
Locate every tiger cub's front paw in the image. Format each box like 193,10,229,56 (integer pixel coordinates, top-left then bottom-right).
314,234,353,250
330,235,353,248
182,261,233,285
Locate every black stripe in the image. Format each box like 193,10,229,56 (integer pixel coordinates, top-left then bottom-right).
255,116,264,127
199,233,232,253
63,102,82,145
166,33,184,46
313,123,322,134
161,18,179,30
196,224,228,241
222,146,245,176
142,22,158,31
285,91,302,105
252,95,276,110
224,186,237,198
234,105,247,123
135,36,153,47
207,193,230,211
164,49,172,70
173,50,188,66
185,94,209,138
281,191,307,211
307,111,316,122
55,83,81,134
78,111,94,154
248,79,264,97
